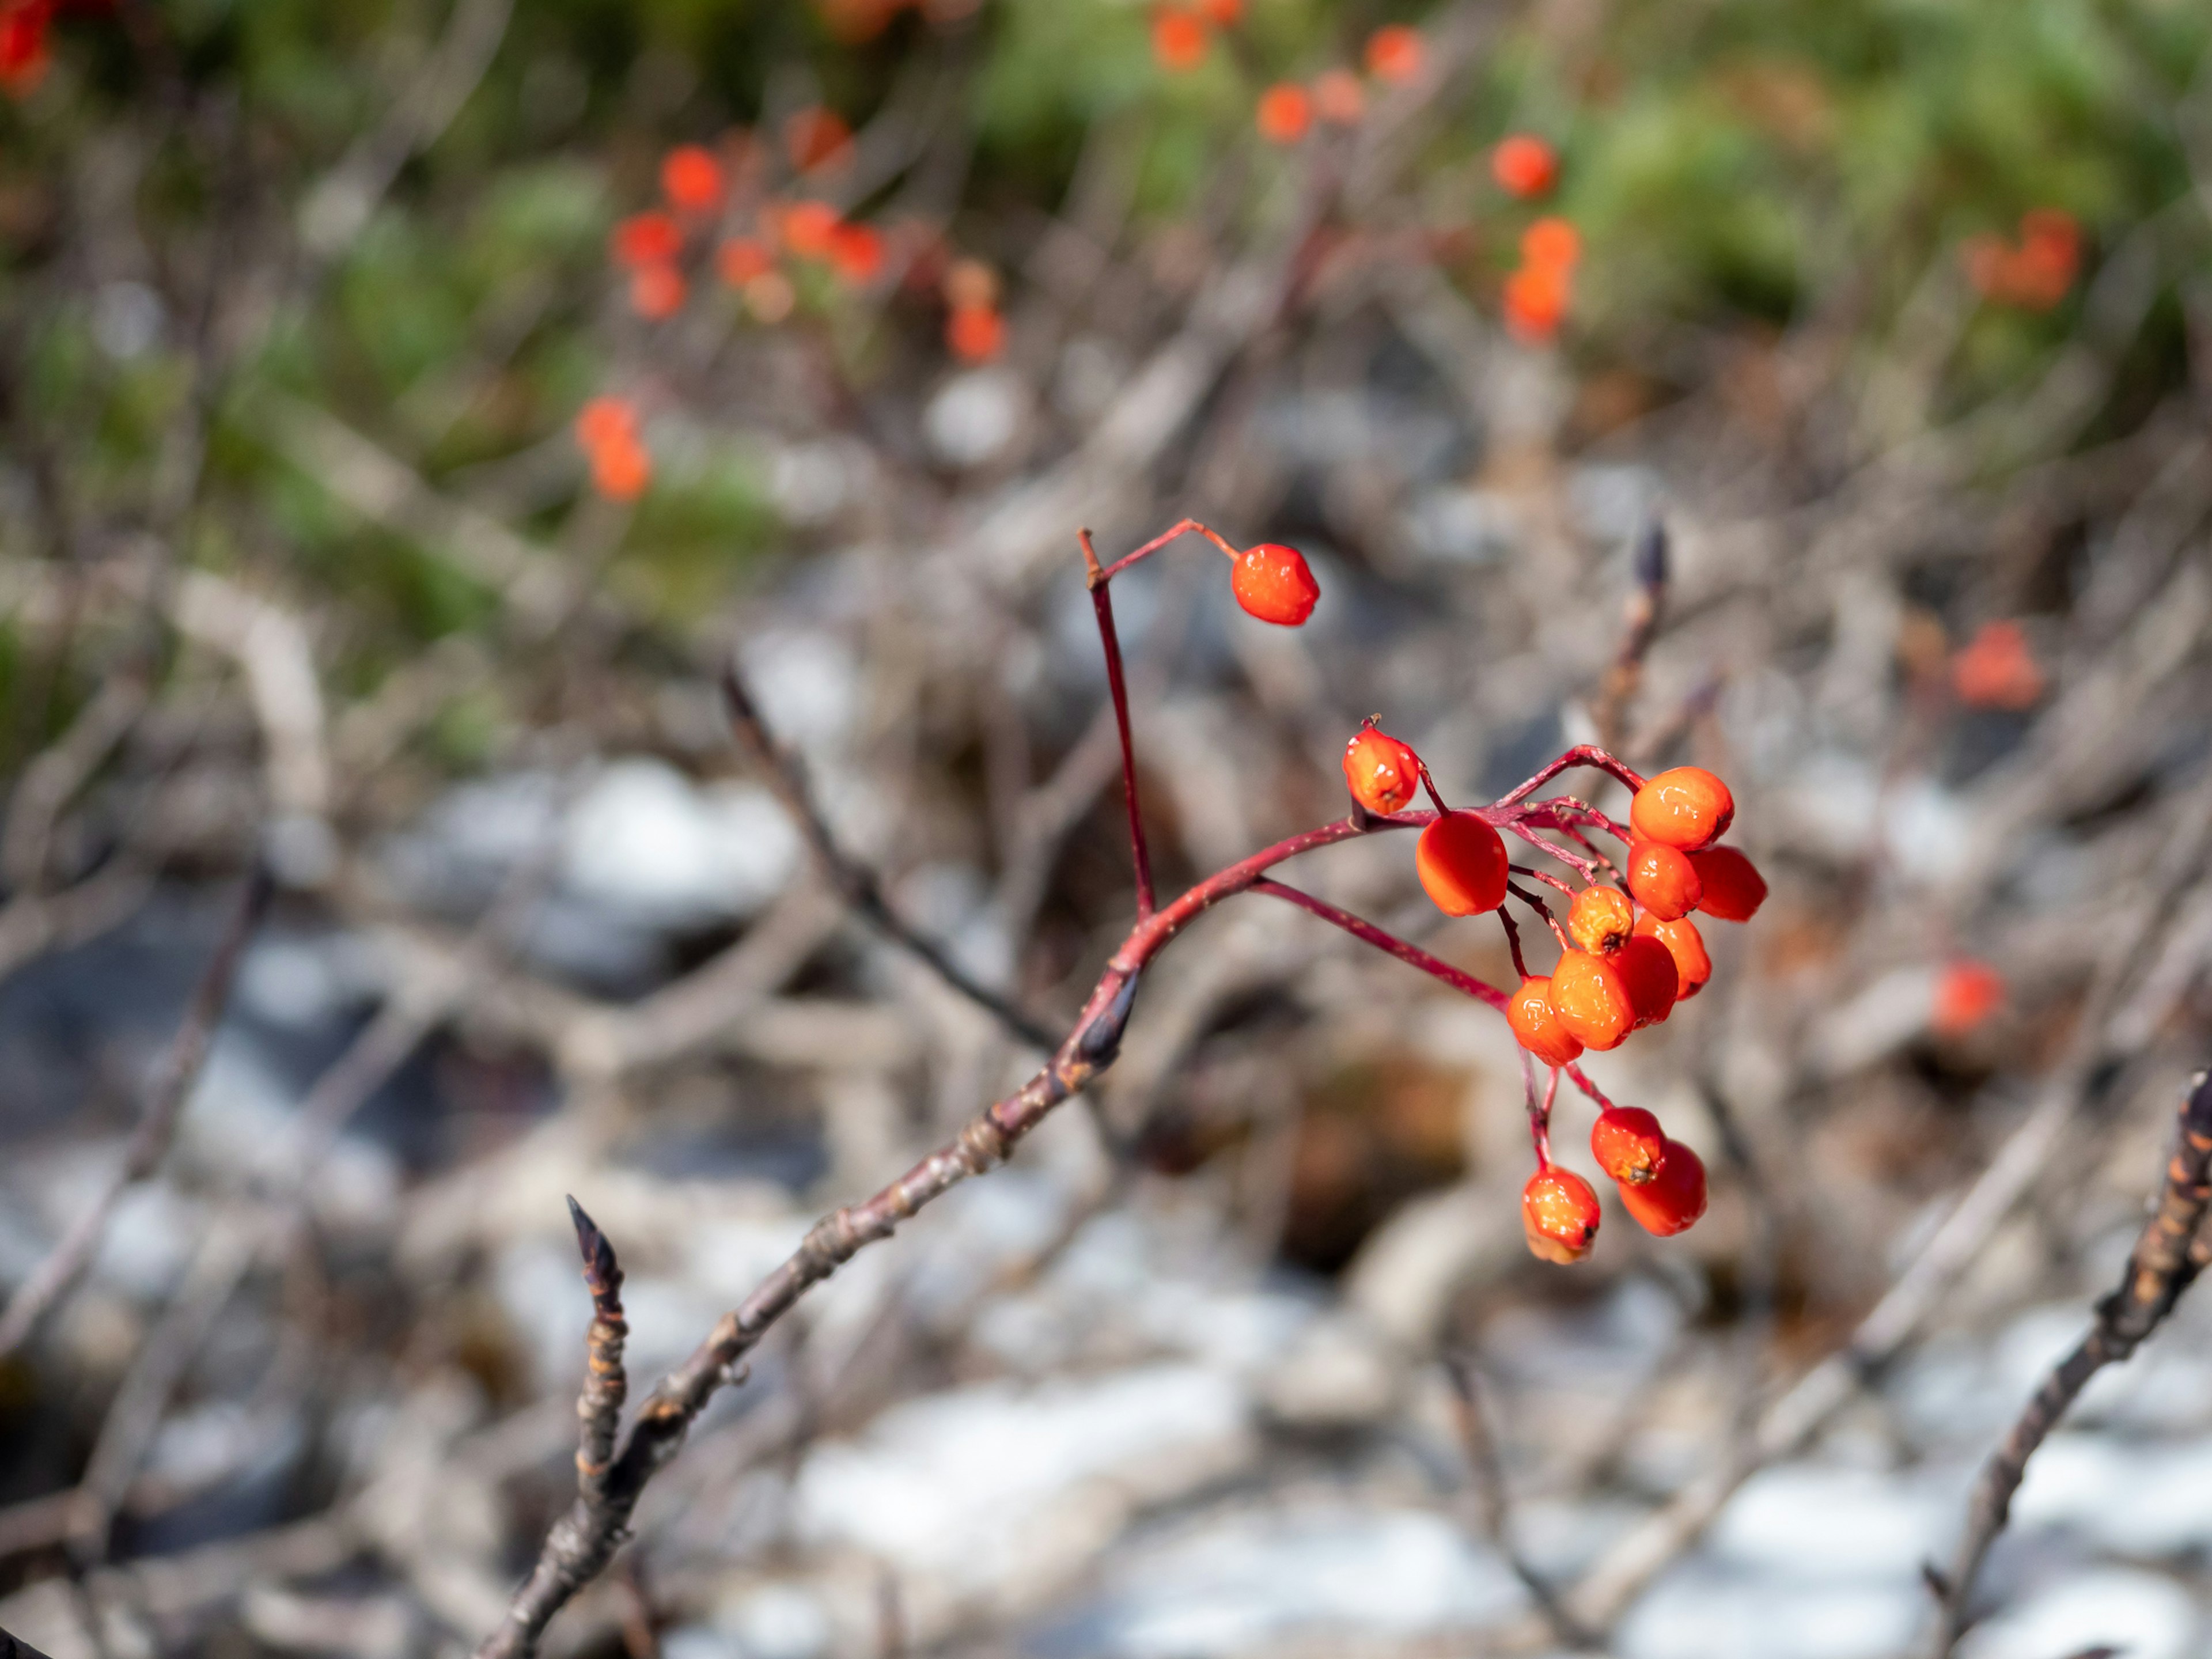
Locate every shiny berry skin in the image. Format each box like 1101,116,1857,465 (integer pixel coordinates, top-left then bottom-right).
1415,812,1509,916
1619,1139,1707,1236
1549,948,1634,1051
1567,885,1635,955
1343,722,1422,815
1625,840,1702,921
1630,767,1734,851
1522,1166,1601,1264
1230,542,1319,626
1591,1105,1666,1186
1634,912,1711,1001
1613,935,1679,1028
1508,977,1583,1067
1688,847,1766,922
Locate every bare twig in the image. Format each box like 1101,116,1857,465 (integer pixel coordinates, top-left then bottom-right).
1922,1067,2212,1656
565,1199,629,1498
1589,518,1668,753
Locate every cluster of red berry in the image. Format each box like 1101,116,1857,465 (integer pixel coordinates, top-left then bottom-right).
1961,209,2081,313
1341,723,1765,1263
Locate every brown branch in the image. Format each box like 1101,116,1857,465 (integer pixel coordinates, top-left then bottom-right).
1922,1066,2212,1656
566,1198,630,1499
0,861,274,1363
1588,518,1668,755
1442,1353,1593,1651
719,658,1061,1052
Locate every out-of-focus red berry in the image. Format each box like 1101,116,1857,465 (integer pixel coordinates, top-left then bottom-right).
0,0,51,94
612,211,684,268
1230,541,1318,626
1313,69,1366,126
1522,1165,1601,1264
1196,0,1241,22
574,396,637,452
661,145,726,214
946,303,1006,362
1502,263,1569,342
2011,209,2080,310
942,257,999,311
1365,23,1423,84
715,236,775,287
785,106,854,173
1567,885,1635,955
1521,215,1581,270
1508,977,1584,1066
1591,1105,1666,1185
629,262,687,320
1932,959,2005,1037
1625,840,1702,920
1630,767,1734,851
1951,620,2044,710
1256,82,1312,145
828,221,885,285
1416,812,1509,916
1619,1139,1706,1235
1152,7,1207,71
1613,934,1680,1028
1550,948,1634,1051
1491,134,1558,199
590,434,652,502
1342,722,1422,815
1634,912,1711,1000
1689,847,1766,922
779,200,841,260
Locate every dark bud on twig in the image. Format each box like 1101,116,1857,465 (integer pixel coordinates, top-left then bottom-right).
1077,974,1141,1066
567,1195,623,1309
1634,517,1668,592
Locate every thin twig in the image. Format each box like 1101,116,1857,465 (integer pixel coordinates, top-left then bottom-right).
1589,518,1668,753
1080,528,1156,920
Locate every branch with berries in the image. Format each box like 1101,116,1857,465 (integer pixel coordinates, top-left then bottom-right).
476,518,1766,1656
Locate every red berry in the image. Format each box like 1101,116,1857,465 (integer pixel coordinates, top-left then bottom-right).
1522,1165,1600,1264
1931,959,2005,1037
1343,722,1422,815
1508,976,1584,1067
1520,216,1581,271
574,396,637,452
1634,912,1711,1001
1688,847,1766,922
1567,885,1635,955
1619,1139,1707,1236
612,211,683,268
1365,23,1423,84
946,304,1006,362
1591,1105,1666,1185
1625,840,1702,920
1612,935,1679,1028
1490,134,1558,199
1313,68,1366,126
1415,812,1509,917
715,236,774,287
661,145,725,214
629,262,687,320
1502,262,1569,342
785,107,854,173
1256,82,1313,145
1152,9,1207,73
1230,542,1318,626
1629,766,1734,851
828,221,884,285
778,200,840,260
1549,948,1634,1051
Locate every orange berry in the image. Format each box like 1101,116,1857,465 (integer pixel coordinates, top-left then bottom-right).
1629,766,1734,851
1591,1105,1666,1186
573,396,637,453
1230,541,1318,626
661,144,726,214
590,434,652,502
1950,620,2043,710
1522,1165,1601,1264
612,211,683,268
1508,976,1583,1067
779,200,840,260
1365,23,1423,84
629,262,687,320
942,257,999,311
1624,840,1702,920
785,106,854,173
1613,934,1679,1028
1931,959,2005,1037
1634,912,1711,1001
946,304,1006,362
1619,1139,1706,1236
1567,886,1635,955
1256,82,1312,145
828,220,885,285
1313,67,1366,126
1342,722,1422,815
1502,262,1569,342
1491,134,1558,199
1415,812,1509,917
1549,948,1634,1051
1688,847,1766,922
1152,8,1207,72
1520,215,1581,271
715,236,775,287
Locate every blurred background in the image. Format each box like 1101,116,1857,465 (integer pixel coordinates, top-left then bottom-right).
2,1,2211,1656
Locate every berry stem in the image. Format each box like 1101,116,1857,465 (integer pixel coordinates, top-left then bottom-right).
1091,516,1241,585
1079,529,1157,921
1418,764,1453,817
1498,903,1531,980
1563,1062,1619,1114
1508,878,1571,949
1495,743,1647,808
1502,821,1603,881
1248,877,1509,1010
1522,1054,1559,1166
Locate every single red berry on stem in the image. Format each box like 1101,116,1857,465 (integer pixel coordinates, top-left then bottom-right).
1343,721,1422,815
1619,1140,1707,1236
1567,886,1636,955
1230,542,1318,626
1634,912,1711,1000
1612,934,1679,1028
1416,812,1509,916
1550,948,1634,1051
1630,766,1734,851
1688,847,1766,922
1591,1105,1666,1186
1508,977,1584,1066
1625,840,1702,920
1522,1165,1601,1264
